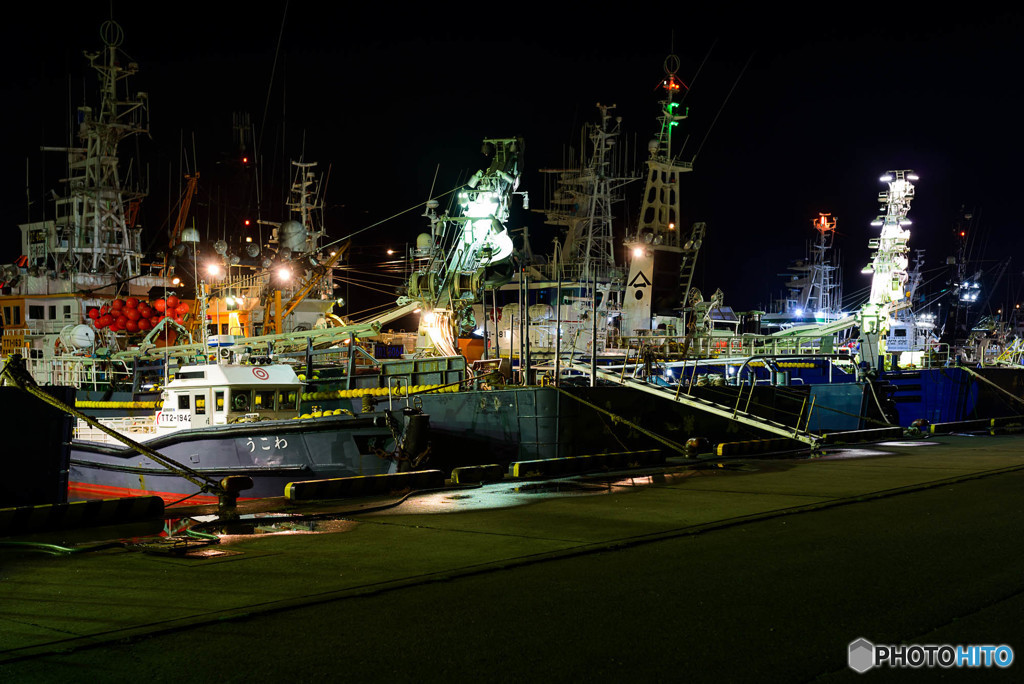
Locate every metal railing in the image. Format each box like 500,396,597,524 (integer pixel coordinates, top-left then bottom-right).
75,416,157,443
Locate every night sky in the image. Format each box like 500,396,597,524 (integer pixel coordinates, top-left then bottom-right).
4,4,1024,314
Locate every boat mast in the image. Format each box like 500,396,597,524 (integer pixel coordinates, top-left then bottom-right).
622,55,699,336
805,213,840,318
540,104,632,285
50,20,150,286
634,54,691,249
858,169,917,370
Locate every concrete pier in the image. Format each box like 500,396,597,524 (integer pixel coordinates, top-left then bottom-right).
2,434,1023,681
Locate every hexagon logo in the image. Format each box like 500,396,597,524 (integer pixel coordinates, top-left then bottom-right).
848,638,875,673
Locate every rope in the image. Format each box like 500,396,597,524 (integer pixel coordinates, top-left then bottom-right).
0,355,222,495
959,365,1024,408
551,385,690,456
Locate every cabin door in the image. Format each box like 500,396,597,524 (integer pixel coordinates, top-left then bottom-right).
191,390,212,428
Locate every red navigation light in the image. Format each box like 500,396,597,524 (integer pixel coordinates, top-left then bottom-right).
244,218,251,227
960,231,966,237
241,156,249,165
663,75,686,92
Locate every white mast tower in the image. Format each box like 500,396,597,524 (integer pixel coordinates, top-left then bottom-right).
46,20,154,290
858,169,917,370
621,55,703,336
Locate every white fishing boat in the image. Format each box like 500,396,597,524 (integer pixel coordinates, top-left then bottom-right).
68,353,429,505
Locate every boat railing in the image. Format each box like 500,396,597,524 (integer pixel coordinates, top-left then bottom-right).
923,342,951,368
22,319,76,336
614,330,851,363
25,355,134,391
75,416,157,443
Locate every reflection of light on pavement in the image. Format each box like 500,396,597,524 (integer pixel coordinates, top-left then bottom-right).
818,440,939,460
816,448,891,460
368,482,610,515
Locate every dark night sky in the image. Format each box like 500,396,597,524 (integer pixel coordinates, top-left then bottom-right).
4,4,1024,312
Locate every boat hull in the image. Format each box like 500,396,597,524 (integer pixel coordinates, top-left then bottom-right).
883,366,1024,425
69,413,402,504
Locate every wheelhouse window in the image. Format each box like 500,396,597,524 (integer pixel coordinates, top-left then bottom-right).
3,306,21,326
254,390,276,411
231,389,252,412
215,391,225,412
177,394,190,410
277,390,298,411
195,395,206,415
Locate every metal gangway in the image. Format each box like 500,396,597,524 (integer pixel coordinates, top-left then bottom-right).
566,361,823,447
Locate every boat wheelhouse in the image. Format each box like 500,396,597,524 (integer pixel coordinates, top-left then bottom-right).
155,362,301,435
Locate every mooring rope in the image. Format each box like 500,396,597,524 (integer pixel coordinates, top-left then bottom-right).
0,355,221,495
550,385,692,456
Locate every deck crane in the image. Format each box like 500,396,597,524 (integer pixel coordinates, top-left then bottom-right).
164,173,200,276
400,138,525,355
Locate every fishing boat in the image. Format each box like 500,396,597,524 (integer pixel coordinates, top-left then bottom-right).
760,213,845,333
8,21,1024,485
67,353,429,504
0,20,171,401
0,20,360,407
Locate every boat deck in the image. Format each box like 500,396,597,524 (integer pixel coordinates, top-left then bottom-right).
2,433,1024,680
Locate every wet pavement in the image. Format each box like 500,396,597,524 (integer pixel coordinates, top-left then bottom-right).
2,433,1024,681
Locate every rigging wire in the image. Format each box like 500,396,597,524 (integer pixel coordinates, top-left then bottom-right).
321,183,465,251
691,52,754,165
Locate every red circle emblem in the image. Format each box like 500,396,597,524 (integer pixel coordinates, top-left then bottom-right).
252,367,270,380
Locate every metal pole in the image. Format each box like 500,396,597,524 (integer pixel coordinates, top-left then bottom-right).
516,266,524,385
555,272,561,386
523,269,531,386
493,289,500,360
346,331,356,389
518,267,525,385
590,273,597,388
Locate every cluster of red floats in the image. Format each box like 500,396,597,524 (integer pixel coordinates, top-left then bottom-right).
87,296,190,334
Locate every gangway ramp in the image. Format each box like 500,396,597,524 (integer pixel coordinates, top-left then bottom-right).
566,362,823,447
